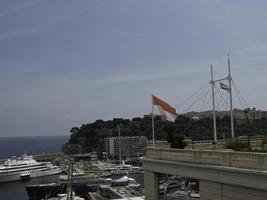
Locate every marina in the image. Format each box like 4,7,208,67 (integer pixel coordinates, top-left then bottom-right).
22,157,199,200
23,157,147,200
89,180,144,200
0,136,147,200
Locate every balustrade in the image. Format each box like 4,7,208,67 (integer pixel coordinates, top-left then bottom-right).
147,147,267,170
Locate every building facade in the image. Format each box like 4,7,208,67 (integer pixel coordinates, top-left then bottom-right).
183,108,262,123
105,136,147,159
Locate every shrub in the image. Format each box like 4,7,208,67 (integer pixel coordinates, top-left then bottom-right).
226,139,247,151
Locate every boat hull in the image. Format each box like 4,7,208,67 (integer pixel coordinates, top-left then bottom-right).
26,184,64,200
26,183,96,199
0,168,61,183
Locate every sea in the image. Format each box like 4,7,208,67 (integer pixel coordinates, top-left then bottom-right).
0,135,68,200
0,135,68,159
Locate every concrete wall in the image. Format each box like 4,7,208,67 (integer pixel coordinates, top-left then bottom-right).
200,180,267,200
146,147,267,170
143,149,267,200
144,171,159,200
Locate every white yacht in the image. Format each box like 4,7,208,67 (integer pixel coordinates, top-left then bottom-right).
89,176,144,200
47,192,85,200
0,154,61,183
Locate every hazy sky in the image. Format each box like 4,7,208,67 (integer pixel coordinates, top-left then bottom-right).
1,0,267,136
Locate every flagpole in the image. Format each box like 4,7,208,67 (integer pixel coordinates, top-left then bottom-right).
151,94,155,146
228,53,235,140
210,65,217,143
212,54,235,141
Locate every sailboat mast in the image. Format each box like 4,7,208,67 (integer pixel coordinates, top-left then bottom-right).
67,160,70,200
70,161,73,200
118,125,121,165
210,65,217,143
228,54,235,140
67,160,74,200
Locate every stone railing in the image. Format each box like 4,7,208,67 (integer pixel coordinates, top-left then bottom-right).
146,147,267,170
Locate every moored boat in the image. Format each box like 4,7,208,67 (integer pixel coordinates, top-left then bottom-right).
89,176,144,200
0,154,61,183
47,192,85,200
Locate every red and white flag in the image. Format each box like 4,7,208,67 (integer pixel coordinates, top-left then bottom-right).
152,95,177,122
220,82,230,91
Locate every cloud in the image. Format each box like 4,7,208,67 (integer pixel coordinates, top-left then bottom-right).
1,0,267,136
0,0,44,18
234,44,267,56
63,114,79,120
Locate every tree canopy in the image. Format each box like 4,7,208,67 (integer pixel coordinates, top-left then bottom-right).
65,115,267,154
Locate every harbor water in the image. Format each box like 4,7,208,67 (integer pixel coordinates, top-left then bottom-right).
0,136,68,199
0,174,60,200
0,135,144,199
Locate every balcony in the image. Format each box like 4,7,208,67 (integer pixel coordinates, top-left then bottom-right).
146,147,267,170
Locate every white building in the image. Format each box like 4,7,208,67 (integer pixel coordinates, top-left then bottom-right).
105,136,147,159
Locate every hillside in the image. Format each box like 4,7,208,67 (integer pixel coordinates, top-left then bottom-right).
64,114,267,154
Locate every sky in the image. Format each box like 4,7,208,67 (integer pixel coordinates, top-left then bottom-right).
0,0,267,137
